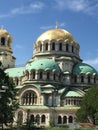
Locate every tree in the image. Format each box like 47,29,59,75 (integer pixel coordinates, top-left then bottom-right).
76,85,98,124
0,68,19,129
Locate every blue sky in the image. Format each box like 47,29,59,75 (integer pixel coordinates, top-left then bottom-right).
0,0,98,70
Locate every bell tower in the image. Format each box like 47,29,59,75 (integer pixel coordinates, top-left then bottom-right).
0,27,16,69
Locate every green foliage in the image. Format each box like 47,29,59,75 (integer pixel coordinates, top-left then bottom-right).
76,85,98,124
0,68,19,127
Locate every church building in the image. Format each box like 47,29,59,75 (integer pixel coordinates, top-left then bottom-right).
0,25,98,127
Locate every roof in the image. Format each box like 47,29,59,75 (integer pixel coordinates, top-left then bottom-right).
36,28,76,43
73,63,97,75
26,58,61,72
5,67,25,77
65,91,83,97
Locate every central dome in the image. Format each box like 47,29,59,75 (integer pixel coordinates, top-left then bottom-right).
36,28,76,42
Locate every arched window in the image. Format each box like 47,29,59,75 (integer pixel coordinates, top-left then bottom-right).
40,44,42,51
52,42,55,50
36,114,40,125
22,91,37,105
66,44,69,52
88,75,91,83
58,116,62,124
1,37,5,45
41,115,45,123
47,72,50,79
63,116,67,124
69,116,73,123
30,115,35,123
59,43,62,51
81,75,84,83
45,43,48,50
39,71,43,79
32,71,35,79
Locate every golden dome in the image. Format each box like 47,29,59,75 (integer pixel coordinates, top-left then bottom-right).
0,28,12,42
36,28,76,42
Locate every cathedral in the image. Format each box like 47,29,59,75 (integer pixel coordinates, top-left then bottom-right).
0,25,98,127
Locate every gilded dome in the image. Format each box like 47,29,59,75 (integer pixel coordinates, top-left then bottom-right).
36,28,76,42
0,28,12,42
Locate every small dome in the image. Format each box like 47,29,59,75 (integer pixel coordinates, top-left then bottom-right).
0,28,12,42
36,28,76,43
73,63,97,75
26,59,61,72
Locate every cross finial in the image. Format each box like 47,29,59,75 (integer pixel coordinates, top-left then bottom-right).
56,21,58,29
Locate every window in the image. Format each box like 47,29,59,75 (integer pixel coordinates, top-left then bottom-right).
88,75,91,83
59,43,62,51
94,76,96,83
22,91,37,105
47,72,50,79
58,116,62,124
1,37,5,45
81,75,84,83
52,42,55,50
41,115,45,123
30,115,35,123
32,71,35,79
39,71,43,79
68,116,73,123
66,44,69,52
45,43,48,50
63,116,67,124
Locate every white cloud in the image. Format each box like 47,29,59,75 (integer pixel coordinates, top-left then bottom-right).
11,2,44,14
0,2,44,18
84,58,98,70
54,0,98,16
15,44,23,49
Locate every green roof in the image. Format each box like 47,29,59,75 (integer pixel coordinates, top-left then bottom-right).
26,59,61,72
65,91,82,97
73,63,97,74
5,67,25,77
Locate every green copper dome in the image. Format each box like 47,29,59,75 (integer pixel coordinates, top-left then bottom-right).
26,59,61,72
73,63,97,74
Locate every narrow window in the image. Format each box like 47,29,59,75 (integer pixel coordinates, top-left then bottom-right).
41,115,45,123
39,71,43,79
58,116,62,124
59,43,62,51
52,42,55,50
47,72,50,79
69,116,73,123
66,44,69,52
45,43,48,50
81,75,84,83
72,45,74,52
88,75,91,83
33,71,35,79
74,75,77,83
63,116,67,124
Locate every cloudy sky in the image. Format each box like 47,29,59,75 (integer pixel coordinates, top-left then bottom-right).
0,0,98,70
